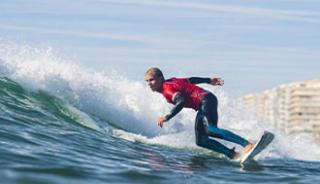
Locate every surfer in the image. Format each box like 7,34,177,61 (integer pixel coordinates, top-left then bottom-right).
145,67,254,160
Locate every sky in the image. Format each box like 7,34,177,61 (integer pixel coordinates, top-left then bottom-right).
0,0,319,97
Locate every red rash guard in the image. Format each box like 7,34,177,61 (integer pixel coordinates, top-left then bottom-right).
161,78,209,111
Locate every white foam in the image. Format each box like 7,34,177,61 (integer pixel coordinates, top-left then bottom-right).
1,42,320,161
0,42,172,137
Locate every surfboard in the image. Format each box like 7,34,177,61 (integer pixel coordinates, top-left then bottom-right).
240,131,274,164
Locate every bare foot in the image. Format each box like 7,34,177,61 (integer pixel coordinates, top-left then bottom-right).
232,152,241,161
230,147,241,160
242,143,254,154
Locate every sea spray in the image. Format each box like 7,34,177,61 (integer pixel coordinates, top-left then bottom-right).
1,42,320,162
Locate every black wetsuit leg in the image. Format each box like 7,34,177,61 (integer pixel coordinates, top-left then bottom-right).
195,93,250,158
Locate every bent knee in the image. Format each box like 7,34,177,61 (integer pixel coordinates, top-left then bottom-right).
196,136,208,147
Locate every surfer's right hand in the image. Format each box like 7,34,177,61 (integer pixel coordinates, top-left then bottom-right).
157,116,167,128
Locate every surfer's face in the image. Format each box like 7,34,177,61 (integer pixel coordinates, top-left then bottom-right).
145,73,163,92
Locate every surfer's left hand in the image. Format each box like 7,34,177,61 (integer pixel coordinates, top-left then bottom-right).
158,116,167,128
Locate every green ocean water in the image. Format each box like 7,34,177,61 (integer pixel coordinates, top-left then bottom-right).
0,77,319,184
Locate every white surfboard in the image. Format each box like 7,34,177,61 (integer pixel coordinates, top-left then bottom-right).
240,131,274,164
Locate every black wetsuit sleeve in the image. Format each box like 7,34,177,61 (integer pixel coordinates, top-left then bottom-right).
189,77,211,84
165,93,185,121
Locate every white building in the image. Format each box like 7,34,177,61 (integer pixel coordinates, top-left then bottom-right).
241,80,320,138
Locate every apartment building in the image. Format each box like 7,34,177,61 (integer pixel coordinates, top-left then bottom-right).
241,80,320,137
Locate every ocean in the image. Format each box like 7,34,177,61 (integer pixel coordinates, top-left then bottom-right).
0,43,320,184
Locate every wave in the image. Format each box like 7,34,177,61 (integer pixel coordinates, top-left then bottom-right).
1,42,319,162
0,42,166,137
0,77,101,131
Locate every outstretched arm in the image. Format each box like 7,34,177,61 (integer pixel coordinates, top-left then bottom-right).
158,93,185,128
189,77,224,86
189,77,211,84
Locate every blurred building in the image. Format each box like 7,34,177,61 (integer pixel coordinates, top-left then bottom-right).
241,80,320,138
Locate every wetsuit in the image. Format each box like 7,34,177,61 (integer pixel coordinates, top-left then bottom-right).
161,77,249,158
